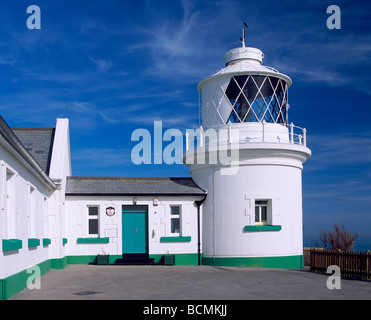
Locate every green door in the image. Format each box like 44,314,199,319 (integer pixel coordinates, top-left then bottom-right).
122,205,148,254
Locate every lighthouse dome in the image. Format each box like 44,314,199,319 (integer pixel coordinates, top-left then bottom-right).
224,46,264,65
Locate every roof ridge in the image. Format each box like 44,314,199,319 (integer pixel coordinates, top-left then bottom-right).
67,176,192,180
12,127,55,131
0,116,56,190
65,175,206,196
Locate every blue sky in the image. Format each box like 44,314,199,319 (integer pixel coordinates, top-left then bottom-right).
1,0,371,247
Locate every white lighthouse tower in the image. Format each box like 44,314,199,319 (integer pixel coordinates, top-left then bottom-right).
184,30,311,268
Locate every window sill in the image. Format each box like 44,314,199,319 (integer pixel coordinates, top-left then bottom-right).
28,238,40,247
77,237,109,244
43,238,51,246
244,225,282,232
2,239,23,251
160,236,191,243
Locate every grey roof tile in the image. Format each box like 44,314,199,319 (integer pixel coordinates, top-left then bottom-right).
0,116,56,189
66,177,206,196
12,128,55,175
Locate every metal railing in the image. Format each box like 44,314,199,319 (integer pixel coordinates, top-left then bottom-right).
287,122,307,147
185,122,307,150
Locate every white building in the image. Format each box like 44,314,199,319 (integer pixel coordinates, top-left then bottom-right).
0,39,310,300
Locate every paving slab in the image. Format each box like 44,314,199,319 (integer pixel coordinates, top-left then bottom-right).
9,265,371,300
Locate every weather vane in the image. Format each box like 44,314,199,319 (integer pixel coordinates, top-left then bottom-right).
240,22,248,47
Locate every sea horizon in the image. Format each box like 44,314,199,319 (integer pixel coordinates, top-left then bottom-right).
304,237,371,252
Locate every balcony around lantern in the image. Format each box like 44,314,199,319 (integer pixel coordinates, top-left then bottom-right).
185,121,307,151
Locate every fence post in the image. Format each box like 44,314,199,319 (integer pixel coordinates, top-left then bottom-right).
290,123,294,143
199,126,204,147
309,249,371,279
310,249,316,272
228,121,231,144
185,131,189,151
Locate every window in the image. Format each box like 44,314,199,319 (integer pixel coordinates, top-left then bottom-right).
42,196,48,238
170,206,181,234
255,200,268,225
28,186,36,238
88,206,99,236
6,168,16,238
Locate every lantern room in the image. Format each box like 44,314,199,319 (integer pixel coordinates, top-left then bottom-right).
198,45,293,129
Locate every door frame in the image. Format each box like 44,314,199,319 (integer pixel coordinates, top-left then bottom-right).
121,205,148,254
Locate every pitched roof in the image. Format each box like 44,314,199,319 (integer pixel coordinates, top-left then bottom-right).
0,116,57,190
12,128,55,175
65,176,206,196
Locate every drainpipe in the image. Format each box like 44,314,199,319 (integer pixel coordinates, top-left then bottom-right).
195,197,205,266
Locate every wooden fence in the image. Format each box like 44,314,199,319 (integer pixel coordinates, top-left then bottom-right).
310,249,371,280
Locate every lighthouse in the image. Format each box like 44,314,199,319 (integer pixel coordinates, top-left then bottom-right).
184,30,311,268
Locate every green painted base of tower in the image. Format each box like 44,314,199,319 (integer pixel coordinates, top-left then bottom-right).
202,255,304,269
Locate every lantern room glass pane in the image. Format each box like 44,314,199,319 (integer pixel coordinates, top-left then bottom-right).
225,78,241,103
226,75,287,124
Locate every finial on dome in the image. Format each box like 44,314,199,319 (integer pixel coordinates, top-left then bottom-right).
240,22,248,47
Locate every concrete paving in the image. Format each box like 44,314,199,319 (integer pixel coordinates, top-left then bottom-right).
9,265,371,300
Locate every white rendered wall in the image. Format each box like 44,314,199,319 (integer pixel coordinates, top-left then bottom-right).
47,118,72,262
0,118,72,280
64,196,203,257
0,141,52,279
188,140,310,259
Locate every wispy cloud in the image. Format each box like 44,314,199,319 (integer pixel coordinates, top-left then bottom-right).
98,104,198,130
89,56,112,72
72,147,133,168
128,0,232,80
306,132,371,171
0,58,17,66
304,178,371,201
268,31,371,94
